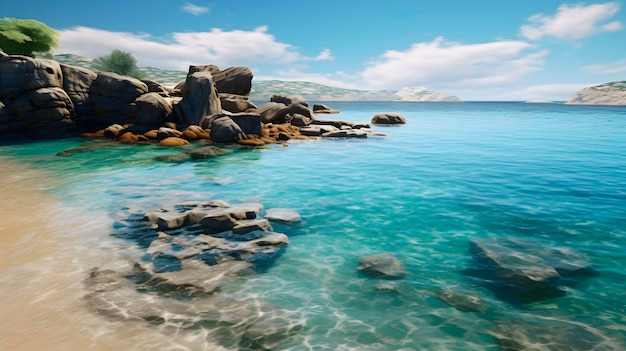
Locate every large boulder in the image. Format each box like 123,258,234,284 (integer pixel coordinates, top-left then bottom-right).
1,87,76,137
255,101,291,124
86,72,148,127
213,66,254,96
174,71,221,127
220,93,257,113
141,79,171,97
60,64,97,117
210,116,246,142
371,112,407,125
467,237,594,302
135,92,173,126
229,112,261,135
0,55,63,97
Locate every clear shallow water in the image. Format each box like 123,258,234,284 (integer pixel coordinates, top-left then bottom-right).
1,102,625,350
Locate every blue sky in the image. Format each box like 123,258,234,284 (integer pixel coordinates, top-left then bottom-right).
3,0,626,100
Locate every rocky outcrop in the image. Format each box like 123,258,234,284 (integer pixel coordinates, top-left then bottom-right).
0,54,256,139
87,72,149,127
0,55,76,137
173,71,221,127
566,81,626,105
113,200,298,295
212,66,253,96
0,54,400,144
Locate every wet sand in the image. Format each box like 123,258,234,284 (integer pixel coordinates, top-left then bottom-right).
0,157,228,351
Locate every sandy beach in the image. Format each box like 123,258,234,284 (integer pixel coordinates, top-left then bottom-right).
0,157,228,351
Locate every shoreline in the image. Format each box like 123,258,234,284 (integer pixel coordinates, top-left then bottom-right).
0,157,231,351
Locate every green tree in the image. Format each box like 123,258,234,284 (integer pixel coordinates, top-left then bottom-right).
0,17,59,56
92,49,146,79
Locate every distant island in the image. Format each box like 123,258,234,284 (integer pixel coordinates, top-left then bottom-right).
566,81,626,106
53,54,461,102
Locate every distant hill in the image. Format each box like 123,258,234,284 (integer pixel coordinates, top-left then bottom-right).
566,81,626,105
249,80,460,102
53,54,461,102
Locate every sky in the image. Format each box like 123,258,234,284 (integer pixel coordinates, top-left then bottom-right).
3,0,626,100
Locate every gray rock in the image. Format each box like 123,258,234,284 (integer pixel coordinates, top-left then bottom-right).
135,92,173,125
322,129,368,138
213,66,253,96
141,79,170,97
175,71,221,127
199,212,239,233
313,103,334,111
299,125,339,137
233,219,273,235
220,93,257,113
0,55,63,97
358,253,407,279
470,237,561,290
288,103,313,118
289,113,312,127
228,112,261,135
265,208,302,224
210,116,245,142
60,63,97,117
434,289,487,312
255,102,291,124
270,94,308,107
309,119,353,129
87,72,148,127
468,237,593,301
371,112,407,125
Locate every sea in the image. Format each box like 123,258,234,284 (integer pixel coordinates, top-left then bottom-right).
0,101,625,350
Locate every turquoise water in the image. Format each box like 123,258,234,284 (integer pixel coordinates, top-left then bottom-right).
2,102,625,350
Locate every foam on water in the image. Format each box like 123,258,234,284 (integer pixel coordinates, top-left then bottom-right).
1,102,625,350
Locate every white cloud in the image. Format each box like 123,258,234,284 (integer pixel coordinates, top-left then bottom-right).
57,26,331,71
585,59,626,74
360,37,546,90
182,3,209,16
311,48,333,61
520,2,622,41
495,83,593,101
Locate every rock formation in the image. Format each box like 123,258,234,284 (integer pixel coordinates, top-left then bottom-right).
566,81,626,105
0,54,405,143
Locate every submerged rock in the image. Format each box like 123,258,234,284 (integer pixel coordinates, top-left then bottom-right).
83,265,304,349
358,253,407,279
265,208,302,224
467,237,594,303
118,200,290,294
434,289,487,313
492,316,619,351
